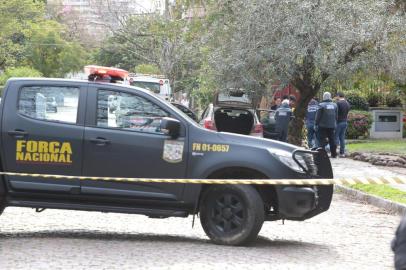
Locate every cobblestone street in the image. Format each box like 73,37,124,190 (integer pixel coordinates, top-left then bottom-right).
0,197,401,269
0,158,403,269
1,0,405,268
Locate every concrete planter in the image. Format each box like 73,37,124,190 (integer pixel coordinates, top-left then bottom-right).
369,107,403,139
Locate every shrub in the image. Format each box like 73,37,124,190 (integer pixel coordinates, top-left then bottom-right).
385,94,403,107
403,122,406,139
365,91,384,107
0,66,42,85
347,110,372,139
345,91,369,111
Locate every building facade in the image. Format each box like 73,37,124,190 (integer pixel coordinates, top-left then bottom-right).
47,0,167,44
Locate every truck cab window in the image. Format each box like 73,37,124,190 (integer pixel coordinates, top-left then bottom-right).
97,90,168,134
18,86,79,124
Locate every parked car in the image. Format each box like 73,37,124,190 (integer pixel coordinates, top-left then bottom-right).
200,90,263,137
258,109,279,140
171,102,198,122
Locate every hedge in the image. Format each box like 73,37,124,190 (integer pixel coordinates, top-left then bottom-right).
345,91,369,111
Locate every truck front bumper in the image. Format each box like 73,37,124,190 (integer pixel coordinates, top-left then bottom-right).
274,149,334,221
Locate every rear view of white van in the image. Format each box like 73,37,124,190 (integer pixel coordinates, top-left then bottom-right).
128,74,172,101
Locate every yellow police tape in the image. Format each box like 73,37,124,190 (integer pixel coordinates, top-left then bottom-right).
0,171,405,185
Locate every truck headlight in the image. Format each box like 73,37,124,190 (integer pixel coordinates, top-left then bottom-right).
269,149,303,172
293,150,318,175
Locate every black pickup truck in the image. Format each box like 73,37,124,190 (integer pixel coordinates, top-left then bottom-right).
0,78,334,246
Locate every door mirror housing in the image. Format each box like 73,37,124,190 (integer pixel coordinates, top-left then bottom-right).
160,117,181,138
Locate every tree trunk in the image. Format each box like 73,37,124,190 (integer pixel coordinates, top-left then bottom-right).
288,85,318,146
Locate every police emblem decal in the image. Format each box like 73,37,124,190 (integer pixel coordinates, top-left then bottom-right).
163,140,184,163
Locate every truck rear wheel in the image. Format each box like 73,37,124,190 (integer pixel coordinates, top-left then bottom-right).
199,184,264,246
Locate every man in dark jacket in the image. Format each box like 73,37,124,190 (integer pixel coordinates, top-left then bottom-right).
275,99,293,142
315,92,338,158
335,92,351,157
392,216,406,270
270,97,282,110
305,98,319,148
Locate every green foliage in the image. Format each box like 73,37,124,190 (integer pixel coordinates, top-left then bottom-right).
0,1,88,78
93,12,212,97
91,0,405,126
92,37,136,69
191,87,215,112
0,0,45,69
325,72,402,108
345,91,370,111
25,20,88,77
347,139,406,154
403,123,406,138
134,64,161,74
350,184,406,205
347,110,373,139
0,66,42,85
365,91,384,107
385,93,403,107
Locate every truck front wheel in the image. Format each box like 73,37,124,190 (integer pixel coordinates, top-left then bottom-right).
199,185,264,246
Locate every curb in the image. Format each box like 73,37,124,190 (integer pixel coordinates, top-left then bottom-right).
335,184,406,215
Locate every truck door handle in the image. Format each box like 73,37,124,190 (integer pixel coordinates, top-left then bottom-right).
8,130,28,139
90,137,110,146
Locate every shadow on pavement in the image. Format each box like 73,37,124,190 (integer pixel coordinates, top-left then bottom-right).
0,231,337,266
0,230,208,244
0,230,332,250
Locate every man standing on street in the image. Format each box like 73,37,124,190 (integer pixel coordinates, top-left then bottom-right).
315,92,338,158
275,99,293,142
305,98,319,149
335,92,351,157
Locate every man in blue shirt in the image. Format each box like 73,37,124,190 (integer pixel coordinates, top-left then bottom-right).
335,92,351,157
305,98,319,148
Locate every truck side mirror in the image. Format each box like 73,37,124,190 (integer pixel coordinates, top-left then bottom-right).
160,117,181,139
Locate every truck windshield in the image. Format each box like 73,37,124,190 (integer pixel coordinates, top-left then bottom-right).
131,81,160,94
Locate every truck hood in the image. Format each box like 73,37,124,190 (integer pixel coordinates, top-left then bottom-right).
216,131,301,153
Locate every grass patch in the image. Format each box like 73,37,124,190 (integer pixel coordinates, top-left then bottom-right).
350,184,406,204
347,139,406,155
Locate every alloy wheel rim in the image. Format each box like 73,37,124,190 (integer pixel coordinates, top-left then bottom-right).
210,194,245,233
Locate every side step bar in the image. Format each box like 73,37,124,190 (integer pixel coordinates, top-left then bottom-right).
7,199,189,218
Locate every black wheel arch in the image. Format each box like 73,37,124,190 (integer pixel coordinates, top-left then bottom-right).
195,167,278,215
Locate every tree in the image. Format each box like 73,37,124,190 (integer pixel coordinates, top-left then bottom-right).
134,64,161,74
0,0,44,69
95,13,204,94
0,1,89,78
0,66,42,85
26,20,88,77
209,0,406,144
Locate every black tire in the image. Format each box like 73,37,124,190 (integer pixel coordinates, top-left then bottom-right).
199,184,264,246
